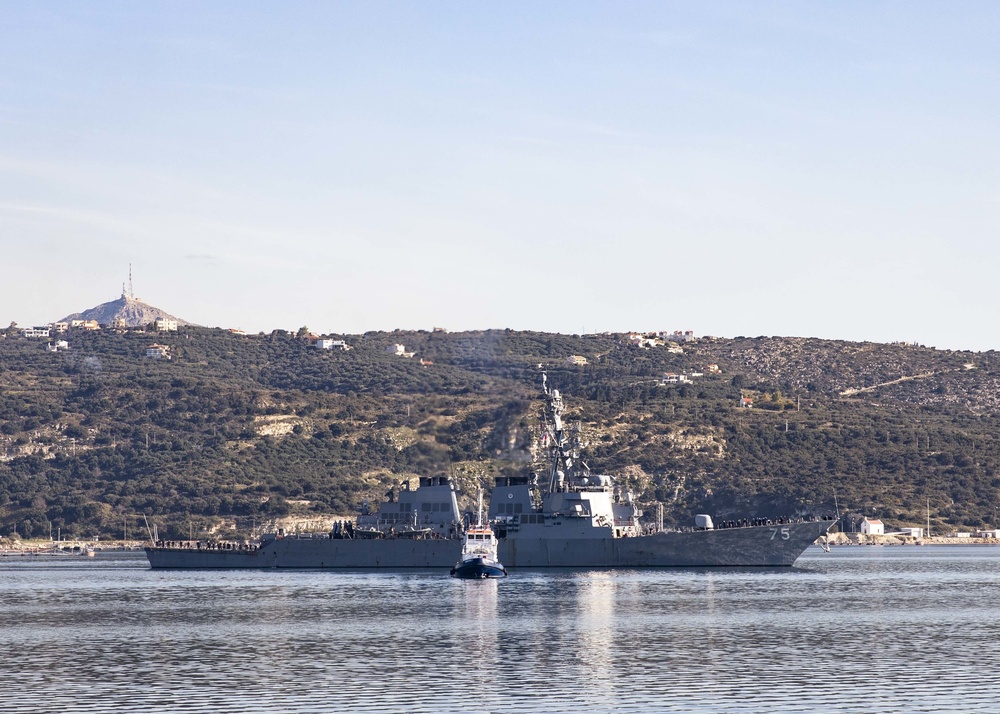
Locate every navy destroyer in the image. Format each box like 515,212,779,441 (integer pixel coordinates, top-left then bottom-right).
146,375,834,569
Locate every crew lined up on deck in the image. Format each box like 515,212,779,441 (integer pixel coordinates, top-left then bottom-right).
716,515,832,529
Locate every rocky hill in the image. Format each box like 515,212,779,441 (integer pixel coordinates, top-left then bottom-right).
60,294,192,328
1,327,999,540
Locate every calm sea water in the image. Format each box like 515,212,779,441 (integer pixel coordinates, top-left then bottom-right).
1,546,998,714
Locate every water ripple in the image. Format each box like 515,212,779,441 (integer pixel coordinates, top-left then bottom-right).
2,548,999,713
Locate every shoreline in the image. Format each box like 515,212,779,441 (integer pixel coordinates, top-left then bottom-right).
825,532,1000,547
0,538,148,554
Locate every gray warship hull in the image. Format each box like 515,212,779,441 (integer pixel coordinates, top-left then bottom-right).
144,519,833,569
497,519,832,568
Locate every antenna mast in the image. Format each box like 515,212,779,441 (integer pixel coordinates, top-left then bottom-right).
128,263,134,299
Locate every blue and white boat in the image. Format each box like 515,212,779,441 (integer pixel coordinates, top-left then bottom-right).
450,524,506,579
451,492,506,579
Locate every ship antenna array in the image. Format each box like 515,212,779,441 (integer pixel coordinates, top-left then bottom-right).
539,369,577,493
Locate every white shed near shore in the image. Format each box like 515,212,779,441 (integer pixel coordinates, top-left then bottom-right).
861,518,884,535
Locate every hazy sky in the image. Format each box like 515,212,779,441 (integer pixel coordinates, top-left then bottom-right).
2,3,998,349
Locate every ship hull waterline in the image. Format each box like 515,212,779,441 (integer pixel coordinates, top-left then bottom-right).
145,520,834,570
450,557,507,579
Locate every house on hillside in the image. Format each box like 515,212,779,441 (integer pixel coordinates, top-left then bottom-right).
660,330,697,342
739,396,754,408
566,355,588,366
315,339,351,351
387,343,415,358
861,518,885,535
46,340,70,352
627,333,658,349
154,317,178,332
662,372,690,385
146,343,171,360
22,326,50,339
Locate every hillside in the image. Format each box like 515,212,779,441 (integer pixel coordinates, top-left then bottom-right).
60,294,192,328
1,325,999,540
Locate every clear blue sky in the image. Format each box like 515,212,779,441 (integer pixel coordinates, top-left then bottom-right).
2,2,998,349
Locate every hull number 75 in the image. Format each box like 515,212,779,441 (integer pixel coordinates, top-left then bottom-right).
769,527,790,541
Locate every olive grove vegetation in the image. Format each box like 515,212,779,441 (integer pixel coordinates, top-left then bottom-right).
1,326,998,539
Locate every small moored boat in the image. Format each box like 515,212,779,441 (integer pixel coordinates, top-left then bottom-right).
451,492,506,579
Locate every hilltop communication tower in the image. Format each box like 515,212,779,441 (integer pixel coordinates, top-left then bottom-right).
122,264,136,300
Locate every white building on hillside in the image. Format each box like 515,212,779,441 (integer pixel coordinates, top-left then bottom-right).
146,343,171,360
315,339,351,351
861,518,885,535
387,343,415,358
661,372,691,384
660,330,697,342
